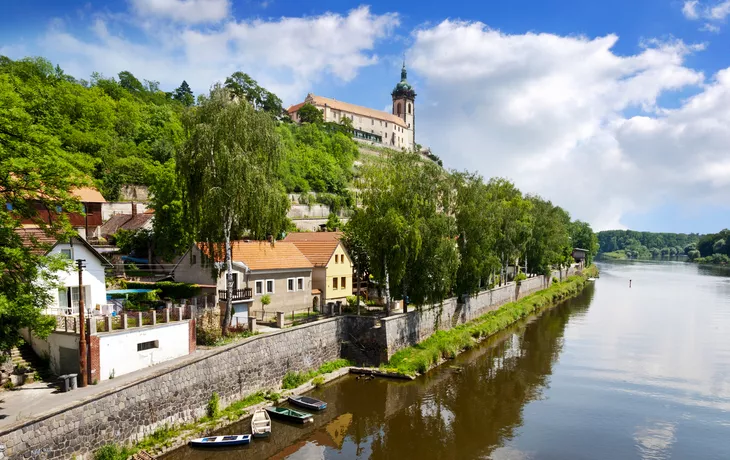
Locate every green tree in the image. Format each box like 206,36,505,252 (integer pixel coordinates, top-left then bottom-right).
525,195,571,276
173,80,194,107
118,70,145,94
348,150,458,311
569,220,598,265
297,103,324,124
452,172,500,295
177,86,289,335
325,212,342,231
224,71,283,116
490,178,533,284
0,70,87,352
149,161,189,260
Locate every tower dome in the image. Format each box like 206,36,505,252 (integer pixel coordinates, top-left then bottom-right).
392,62,416,99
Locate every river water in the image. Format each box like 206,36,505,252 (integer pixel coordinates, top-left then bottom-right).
164,260,730,459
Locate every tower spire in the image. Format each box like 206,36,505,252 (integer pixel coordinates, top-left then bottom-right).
401,54,407,81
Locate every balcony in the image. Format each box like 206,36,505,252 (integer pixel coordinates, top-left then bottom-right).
218,287,253,302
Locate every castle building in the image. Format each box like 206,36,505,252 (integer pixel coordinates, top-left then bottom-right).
287,63,417,151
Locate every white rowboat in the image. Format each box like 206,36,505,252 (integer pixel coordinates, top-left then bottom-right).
251,409,272,438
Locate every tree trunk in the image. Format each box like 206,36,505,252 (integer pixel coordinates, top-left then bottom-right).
384,263,391,317
356,264,361,316
223,225,233,336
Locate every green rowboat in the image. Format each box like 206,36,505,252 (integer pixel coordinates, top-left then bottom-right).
265,406,314,424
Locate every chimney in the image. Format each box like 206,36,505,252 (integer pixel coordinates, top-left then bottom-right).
131,202,137,216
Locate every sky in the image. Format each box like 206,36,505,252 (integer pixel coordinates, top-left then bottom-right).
2,0,730,233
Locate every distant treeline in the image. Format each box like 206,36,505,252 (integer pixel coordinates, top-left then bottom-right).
597,230,701,260
693,229,730,264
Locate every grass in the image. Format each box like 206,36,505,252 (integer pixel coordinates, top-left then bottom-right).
600,251,628,260
281,358,353,389
211,330,259,347
383,269,596,377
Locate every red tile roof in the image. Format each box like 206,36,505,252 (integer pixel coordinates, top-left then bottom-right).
198,241,313,271
283,232,343,267
100,213,153,237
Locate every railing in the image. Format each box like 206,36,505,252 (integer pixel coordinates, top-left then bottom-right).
218,287,253,302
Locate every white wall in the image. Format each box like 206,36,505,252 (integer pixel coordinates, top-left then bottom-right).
98,322,190,380
48,241,107,312
101,202,150,221
21,329,80,376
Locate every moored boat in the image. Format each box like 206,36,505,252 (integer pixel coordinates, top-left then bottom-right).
189,434,252,447
266,406,314,423
288,395,327,411
251,409,272,437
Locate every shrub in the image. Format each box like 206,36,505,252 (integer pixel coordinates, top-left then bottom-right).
261,294,271,309
94,444,134,460
312,376,325,387
207,392,220,418
515,272,527,283
552,277,559,284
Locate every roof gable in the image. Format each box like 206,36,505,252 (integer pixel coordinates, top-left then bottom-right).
283,232,344,267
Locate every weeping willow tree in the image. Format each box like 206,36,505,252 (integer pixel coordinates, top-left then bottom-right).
177,85,289,334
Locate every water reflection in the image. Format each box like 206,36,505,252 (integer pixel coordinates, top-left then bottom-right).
166,261,730,459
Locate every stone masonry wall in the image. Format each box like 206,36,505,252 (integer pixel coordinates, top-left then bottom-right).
380,265,578,359
0,318,346,460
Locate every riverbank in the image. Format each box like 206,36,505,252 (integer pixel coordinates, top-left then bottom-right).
384,265,598,376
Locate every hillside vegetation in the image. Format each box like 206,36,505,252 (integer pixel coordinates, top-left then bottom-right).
597,230,700,260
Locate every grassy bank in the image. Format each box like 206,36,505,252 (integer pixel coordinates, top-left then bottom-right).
384,266,598,377
282,359,352,389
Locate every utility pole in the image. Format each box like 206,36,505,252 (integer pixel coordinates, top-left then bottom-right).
76,259,87,388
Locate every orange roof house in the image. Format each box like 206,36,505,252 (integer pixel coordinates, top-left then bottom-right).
283,232,353,307
172,241,315,315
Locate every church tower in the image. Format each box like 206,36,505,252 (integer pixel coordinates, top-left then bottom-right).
392,61,416,149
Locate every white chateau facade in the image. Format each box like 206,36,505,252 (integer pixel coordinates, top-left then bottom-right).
288,63,417,151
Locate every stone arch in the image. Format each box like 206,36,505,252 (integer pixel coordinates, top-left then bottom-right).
313,296,319,309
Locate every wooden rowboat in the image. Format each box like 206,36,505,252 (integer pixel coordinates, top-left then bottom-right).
189,434,251,447
288,395,327,411
266,406,314,423
251,409,272,438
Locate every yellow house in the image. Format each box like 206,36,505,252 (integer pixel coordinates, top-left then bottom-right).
283,232,353,308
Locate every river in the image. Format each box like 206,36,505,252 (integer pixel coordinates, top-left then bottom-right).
164,260,730,459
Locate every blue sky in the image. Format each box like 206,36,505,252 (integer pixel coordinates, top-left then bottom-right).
2,0,730,234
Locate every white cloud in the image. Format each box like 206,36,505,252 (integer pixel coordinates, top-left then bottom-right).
408,21,730,230
129,0,230,24
681,0,730,31
682,0,700,19
35,6,398,103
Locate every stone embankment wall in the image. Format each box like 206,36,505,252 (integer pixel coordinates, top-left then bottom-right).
0,266,580,459
380,267,576,358
0,318,349,459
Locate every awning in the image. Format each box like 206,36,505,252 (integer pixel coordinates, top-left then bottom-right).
312,289,322,295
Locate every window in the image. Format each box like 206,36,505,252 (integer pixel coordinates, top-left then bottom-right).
266,279,275,294
396,102,401,115
191,254,197,265
137,340,158,352
385,122,388,127
297,278,304,290
372,119,374,125
58,286,92,312
385,133,388,138
408,103,411,114
287,278,295,292
231,272,239,290
333,277,338,290
255,280,264,295
60,249,72,259
341,277,346,290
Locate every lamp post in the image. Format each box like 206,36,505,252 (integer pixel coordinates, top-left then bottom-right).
76,259,87,387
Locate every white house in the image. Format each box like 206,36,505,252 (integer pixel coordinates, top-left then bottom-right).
18,226,111,315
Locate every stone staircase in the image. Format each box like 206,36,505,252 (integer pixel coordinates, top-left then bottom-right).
9,345,46,377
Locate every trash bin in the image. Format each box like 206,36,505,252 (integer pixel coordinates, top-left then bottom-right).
58,374,70,392
68,373,78,390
